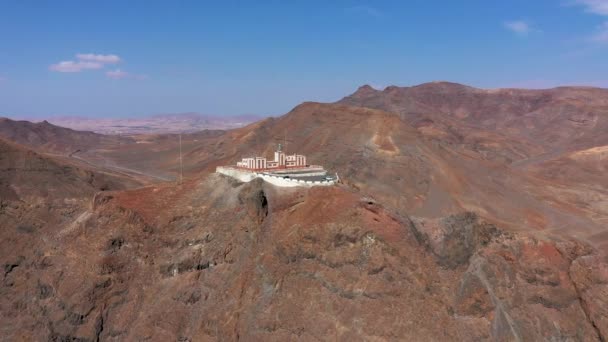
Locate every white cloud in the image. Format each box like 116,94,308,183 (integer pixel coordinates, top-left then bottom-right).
504,20,531,35
573,0,608,16
50,53,121,73
105,69,147,80
76,53,121,64
49,60,104,72
49,53,147,79
105,69,129,79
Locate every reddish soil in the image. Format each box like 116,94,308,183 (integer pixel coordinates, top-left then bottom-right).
1,82,608,340
2,173,607,340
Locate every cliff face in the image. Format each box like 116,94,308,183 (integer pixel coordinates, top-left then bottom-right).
2,173,606,341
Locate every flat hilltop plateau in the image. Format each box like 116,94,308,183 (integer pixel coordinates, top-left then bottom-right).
1,82,607,340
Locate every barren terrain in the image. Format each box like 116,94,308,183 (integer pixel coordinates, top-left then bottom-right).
1,82,607,340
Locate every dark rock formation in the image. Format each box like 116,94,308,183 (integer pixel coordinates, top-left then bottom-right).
1,173,606,340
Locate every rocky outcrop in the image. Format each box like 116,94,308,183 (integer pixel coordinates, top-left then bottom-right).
410,212,606,341
2,174,607,340
410,212,503,268
569,253,608,340
237,178,269,223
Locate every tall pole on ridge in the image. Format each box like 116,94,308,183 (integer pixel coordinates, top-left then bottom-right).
179,133,183,184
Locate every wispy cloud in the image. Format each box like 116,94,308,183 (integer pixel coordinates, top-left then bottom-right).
504,20,532,35
570,1,608,43
76,53,121,64
50,53,121,73
106,69,147,80
50,53,147,79
345,5,383,18
50,60,104,72
573,0,608,15
106,69,128,79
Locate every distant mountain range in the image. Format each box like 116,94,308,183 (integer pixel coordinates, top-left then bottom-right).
26,112,263,135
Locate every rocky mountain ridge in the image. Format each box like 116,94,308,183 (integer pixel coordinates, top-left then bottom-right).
1,82,607,340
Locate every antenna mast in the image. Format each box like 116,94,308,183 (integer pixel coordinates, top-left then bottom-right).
179,133,183,184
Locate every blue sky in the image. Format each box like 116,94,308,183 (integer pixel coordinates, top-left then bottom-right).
0,0,607,118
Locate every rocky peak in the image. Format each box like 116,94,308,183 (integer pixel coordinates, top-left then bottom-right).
351,84,379,98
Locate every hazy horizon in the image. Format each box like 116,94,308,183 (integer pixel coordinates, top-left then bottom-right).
1,110,267,121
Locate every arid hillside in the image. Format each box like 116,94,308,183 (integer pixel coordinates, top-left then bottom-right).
0,118,224,183
164,101,604,249
339,82,608,153
336,82,608,248
2,83,606,247
0,117,133,154
1,171,607,341
0,138,138,202
1,82,607,340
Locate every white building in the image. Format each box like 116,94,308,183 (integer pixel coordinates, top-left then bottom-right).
236,144,307,170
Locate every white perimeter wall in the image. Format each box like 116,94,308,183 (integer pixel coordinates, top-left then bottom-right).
265,171,327,177
216,167,336,188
